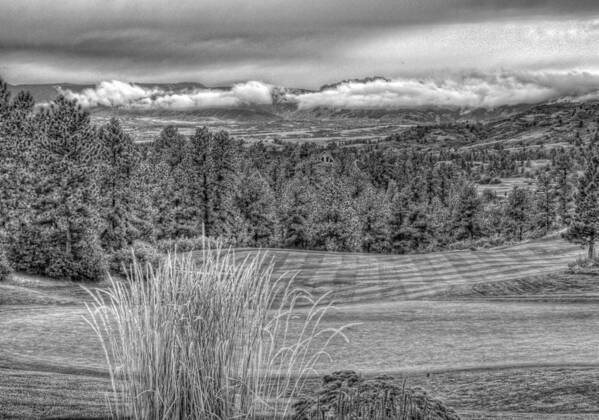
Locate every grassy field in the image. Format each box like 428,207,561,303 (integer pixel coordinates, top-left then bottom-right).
476,177,536,196
234,237,584,303
1,238,599,418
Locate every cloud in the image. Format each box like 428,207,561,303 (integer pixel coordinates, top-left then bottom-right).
290,72,599,109
58,71,599,110
59,80,274,109
58,80,157,107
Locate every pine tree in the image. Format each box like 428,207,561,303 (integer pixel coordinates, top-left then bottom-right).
357,184,391,252
0,78,10,127
312,176,361,252
564,137,599,259
98,118,138,250
186,127,241,238
151,125,187,168
130,160,159,242
235,169,278,246
150,126,192,239
389,187,409,253
0,85,37,255
554,152,572,225
504,186,533,242
449,182,482,242
12,96,106,280
151,161,178,239
534,172,556,235
279,177,314,249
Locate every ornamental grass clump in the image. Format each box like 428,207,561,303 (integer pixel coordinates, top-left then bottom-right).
85,242,347,419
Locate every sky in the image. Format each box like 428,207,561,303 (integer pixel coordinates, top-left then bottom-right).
3,1,599,108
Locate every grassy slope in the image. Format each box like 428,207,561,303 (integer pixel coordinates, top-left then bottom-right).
234,237,584,303
1,238,598,419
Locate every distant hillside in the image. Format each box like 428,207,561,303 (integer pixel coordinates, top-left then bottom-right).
6,80,599,149
319,76,391,91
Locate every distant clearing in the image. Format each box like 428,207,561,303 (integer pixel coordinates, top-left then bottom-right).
476,177,536,196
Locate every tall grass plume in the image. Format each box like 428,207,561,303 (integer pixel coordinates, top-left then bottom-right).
85,242,348,419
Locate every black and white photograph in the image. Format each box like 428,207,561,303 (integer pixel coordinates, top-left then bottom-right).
2,1,599,419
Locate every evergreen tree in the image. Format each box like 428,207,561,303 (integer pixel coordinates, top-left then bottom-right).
534,172,556,234
151,126,192,239
186,127,241,238
357,184,391,252
151,161,178,239
0,78,10,127
312,176,361,252
449,182,482,241
504,186,533,242
389,187,409,253
389,185,435,253
0,85,36,241
12,96,106,281
564,138,599,259
280,177,314,248
98,118,138,250
130,160,159,242
151,125,187,168
235,170,278,246
554,152,572,225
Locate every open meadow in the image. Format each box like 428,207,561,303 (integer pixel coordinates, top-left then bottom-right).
2,238,599,419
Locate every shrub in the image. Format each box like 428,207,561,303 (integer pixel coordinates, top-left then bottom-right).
293,371,460,420
86,243,346,419
447,235,509,251
47,234,108,282
567,256,599,274
109,241,162,276
10,228,107,282
489,177,502,184
478,174,492,184
154,235,221,254
0,249,12,281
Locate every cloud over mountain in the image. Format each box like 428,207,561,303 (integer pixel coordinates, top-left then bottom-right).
57,70,599,111
60,80,274,109
291,72,599,109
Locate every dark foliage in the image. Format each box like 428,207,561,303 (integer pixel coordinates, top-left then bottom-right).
0,248,12,281
564,135,599,259
109,241,162,276
293,370,460,420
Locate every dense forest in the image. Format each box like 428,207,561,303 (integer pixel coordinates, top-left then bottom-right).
0,79,596,280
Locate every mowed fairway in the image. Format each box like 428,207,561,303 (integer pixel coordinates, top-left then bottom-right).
2,238,599,418
234,237,585,303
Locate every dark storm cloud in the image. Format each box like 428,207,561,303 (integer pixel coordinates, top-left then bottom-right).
1,0,599,86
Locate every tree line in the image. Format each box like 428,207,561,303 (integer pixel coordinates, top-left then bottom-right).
0,79,596,280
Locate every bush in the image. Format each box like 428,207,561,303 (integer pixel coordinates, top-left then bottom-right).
109,241,162,276
9,228,107,282
155,236,220,254
293,371,460,420
447,235,509,251
46,235,108,282
86,244,346,419
567,256,599,274
0,249,12,281
478,174,492,185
